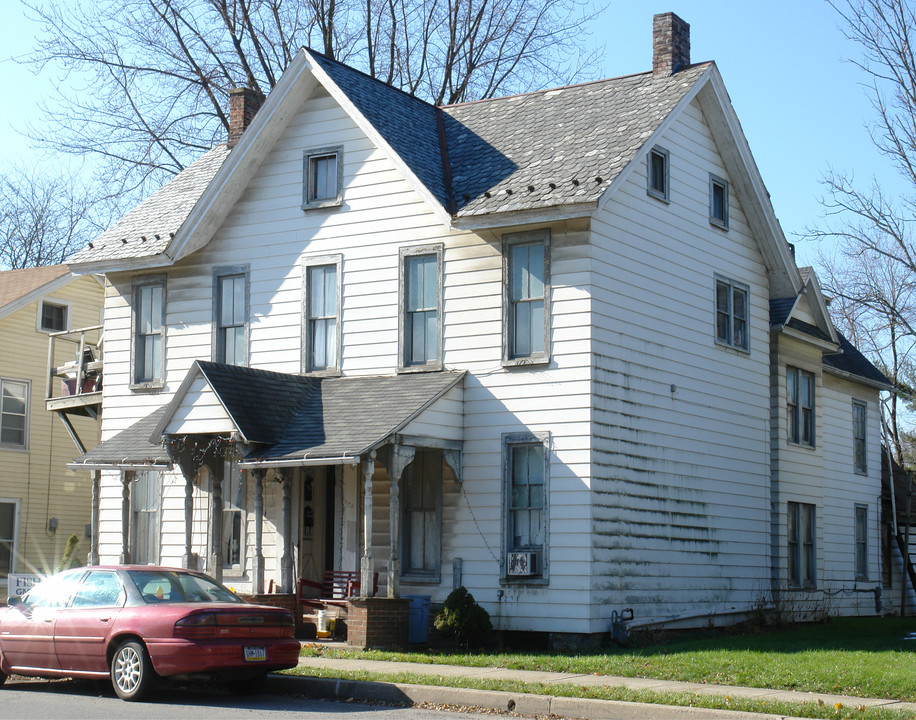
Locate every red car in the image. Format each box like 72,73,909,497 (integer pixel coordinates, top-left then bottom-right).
0,566,300,701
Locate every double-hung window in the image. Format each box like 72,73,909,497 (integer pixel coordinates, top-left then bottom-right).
132,275,165,388
222,462,246,572
787,367,815,446
39,300,68,332
302,146,343,210
709,174,729,229
715,277,748,351
132,471,160,565
855,505,868,579
647,146,669,202
787,501,816,587
504,230,550,365
503,433,549,579
400,245,442,371
303,256,341,374
402,450,442,580
853,401,867,473
0,500,18,580
0,379,28,449
213,266,249,366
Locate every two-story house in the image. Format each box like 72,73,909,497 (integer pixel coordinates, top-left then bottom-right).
0,265,104,595
65,13,891,646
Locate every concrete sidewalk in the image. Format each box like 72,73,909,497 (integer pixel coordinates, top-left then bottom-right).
275,655,916,719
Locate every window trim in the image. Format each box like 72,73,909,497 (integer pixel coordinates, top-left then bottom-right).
855,504,869,580
37,298,71,334
714,275,749,352
853,400,868,475
211,264,250,366
787,500,816,588
787,366,816,447
0,378,29,451
301,254,343,376
302,145,344,211
398,244,444,373
0,498,20,582
502,229,551,367
400,449,443,583
647,146,670,202
709,174,729,229
130,274,167,391
501,431,550,584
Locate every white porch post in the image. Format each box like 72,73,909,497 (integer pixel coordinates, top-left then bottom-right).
251,470,265,593
89,470,100,566
182,471,194,569
361,454,375,598
388,444,415,598
120,471,134,564
209,463,223,584
279,469,294,593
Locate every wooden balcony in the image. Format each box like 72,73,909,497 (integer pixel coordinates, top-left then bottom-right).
46,325,103,452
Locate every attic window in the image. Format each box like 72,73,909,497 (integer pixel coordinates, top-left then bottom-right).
709,174,729,229
39,301,68,333
302,146,343,210
647,146,669,202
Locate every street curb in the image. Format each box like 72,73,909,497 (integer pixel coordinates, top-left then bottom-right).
266,673,798,720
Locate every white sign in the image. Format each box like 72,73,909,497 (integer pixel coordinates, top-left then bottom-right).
7,574,44,597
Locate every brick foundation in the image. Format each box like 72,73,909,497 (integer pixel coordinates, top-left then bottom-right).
346,597,409,650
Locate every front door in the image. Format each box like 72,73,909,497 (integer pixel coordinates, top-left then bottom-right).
299,468,335,584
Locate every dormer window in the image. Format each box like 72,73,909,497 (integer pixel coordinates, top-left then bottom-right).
302,146,343,210
647,146,669,202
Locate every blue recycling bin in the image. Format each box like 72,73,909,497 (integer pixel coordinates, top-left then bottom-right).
402,594,431,643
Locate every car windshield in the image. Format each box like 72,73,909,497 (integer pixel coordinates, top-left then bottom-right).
127,570,242,604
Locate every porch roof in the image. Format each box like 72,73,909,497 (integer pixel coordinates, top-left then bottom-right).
67,405,172,470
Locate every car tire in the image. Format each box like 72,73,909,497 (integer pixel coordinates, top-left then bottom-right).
229,672,267,695
110,640,157,701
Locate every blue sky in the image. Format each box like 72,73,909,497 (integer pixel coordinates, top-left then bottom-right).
0,2,898,269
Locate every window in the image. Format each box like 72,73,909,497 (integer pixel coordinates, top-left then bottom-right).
715,277,748,351
222,462,246,572
647,146,669,202
71,571,125,608
213,266,249,366
787,367,815,446
503,434,549,579
302,146,343,210
504,230,550,365
400,245,442,371
402,450,442,580
303,257,341,373
39,300,68,332
855,505,868,580
709,174,729,229
0,500,17,580
131,275,165,387
853,401,867,473
132,471,159,565
788,501,816,587
0,379,28,449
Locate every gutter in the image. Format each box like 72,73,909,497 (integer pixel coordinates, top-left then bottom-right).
239,454,361,470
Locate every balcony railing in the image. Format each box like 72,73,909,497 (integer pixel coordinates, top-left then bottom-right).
46,324,103,415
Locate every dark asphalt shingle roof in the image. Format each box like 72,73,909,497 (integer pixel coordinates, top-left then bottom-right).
824,333,892,388
70,406,171,468
769,297,795,326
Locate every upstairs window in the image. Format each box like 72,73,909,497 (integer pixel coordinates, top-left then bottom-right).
302,146,343,210
213,267,249,366
132,275,165,388
400,245,442,371
709,174,729,229
0,379,28,449
39,300,68,332
504,230,550,365
853,401,867,474
715,277,748,351
647,146,669,202
787,367,815,447
304,258,341,373
788,501,816,588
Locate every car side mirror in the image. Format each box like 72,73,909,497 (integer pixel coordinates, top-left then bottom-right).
6,596,22,607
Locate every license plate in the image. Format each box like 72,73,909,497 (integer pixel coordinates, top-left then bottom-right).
244,646,267,662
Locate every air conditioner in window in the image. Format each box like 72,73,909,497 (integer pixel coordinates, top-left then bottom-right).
506,551,538,577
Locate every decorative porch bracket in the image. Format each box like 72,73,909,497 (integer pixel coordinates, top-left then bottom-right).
387,444,415,598
250,469,266,594
361,454,376,598
119,470,134,564
444,448,462,482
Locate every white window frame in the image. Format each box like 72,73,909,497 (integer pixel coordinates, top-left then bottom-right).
502,229,550,366
502,432,550,583
647,146,670,202
0,498,20,582
302,145,344,210
787,366,816,447
709,174,729,229
855,504,868,580
211,264,250,366
130,274,166,390
131,471,160,565
399,244,443,372
853,400,868,474
37,298,71,333
221,461,247,575
401,449,442,582
0,378,29,450
714,276,749,351
788,501,816,588
302,255,342,375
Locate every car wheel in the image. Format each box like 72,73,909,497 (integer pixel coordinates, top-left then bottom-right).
110,640,157,701
229,673,267,695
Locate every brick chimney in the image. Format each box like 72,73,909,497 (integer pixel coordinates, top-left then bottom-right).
653,12,690,76
227,86,265,148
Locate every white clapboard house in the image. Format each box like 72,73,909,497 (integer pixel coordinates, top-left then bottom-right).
64,13,891,646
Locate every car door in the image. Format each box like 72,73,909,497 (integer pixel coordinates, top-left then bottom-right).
0,572,80,672
54,570,126,674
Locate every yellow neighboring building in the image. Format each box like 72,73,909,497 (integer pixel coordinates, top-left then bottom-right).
0,265,103,592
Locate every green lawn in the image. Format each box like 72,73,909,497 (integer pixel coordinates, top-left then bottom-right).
296,616,916,715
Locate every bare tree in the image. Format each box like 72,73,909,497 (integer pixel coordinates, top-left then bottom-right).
0,166,104,270
22,0,602,199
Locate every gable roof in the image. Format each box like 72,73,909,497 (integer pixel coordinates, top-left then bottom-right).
0,264,75,321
